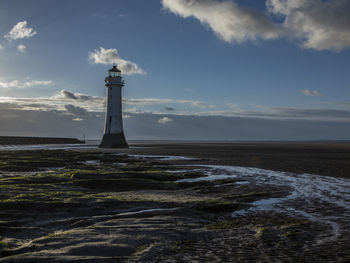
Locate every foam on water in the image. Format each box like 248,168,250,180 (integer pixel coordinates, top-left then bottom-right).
177,174,238,183
188,165,350,240
82,160,100,165
117,207,180,216
127,154,197,161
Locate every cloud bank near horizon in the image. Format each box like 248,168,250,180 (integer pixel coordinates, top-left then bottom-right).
1,89,350,140
1,106,350,141
2,89,350,122
162,0,350,51
0,79,53,89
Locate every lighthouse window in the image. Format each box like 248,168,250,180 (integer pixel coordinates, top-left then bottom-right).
109,72,121,77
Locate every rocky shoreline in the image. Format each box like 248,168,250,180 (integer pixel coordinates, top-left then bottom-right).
0,148,349,262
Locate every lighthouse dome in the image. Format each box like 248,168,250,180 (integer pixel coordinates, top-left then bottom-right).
109,65,121,72
108,66,121,77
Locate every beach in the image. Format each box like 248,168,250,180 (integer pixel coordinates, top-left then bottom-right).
0,142,349,262
119,141,350,178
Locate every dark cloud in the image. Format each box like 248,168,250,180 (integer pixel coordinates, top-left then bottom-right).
57,90,104,103
64,104,88,117
60,90,77,100
0,102,23,110
165,107,175,111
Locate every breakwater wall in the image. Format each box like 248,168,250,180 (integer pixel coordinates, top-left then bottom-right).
0,136,84,145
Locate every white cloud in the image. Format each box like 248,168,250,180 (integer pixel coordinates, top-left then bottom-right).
0,79,53,89
123,114,132,119
17,44,26,53
158,116,173,124
124,97,210,108
267,0,350,51
300,89,323,97
226,103,239,109
88,47,145,75
0,80,20,89
162,0,350,51
5,21,37,41
24,80,53,87
162,0,279,43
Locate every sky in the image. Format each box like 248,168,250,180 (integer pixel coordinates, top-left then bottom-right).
0,0,350,140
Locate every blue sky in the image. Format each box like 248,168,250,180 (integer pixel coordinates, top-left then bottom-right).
0,0,350,140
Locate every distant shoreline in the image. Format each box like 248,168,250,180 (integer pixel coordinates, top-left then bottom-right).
0,136,84,145
126,139,350,144
1,139,350,179
117,142,350,179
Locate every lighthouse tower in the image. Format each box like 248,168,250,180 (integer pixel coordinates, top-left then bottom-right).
99,66,128,148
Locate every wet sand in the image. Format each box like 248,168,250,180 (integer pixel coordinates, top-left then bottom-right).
120,142,350,178
0,144,349,262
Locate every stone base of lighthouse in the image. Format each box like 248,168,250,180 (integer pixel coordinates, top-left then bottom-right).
99,132,128,148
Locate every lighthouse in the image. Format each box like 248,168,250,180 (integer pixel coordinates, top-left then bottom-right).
99,66,128,148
